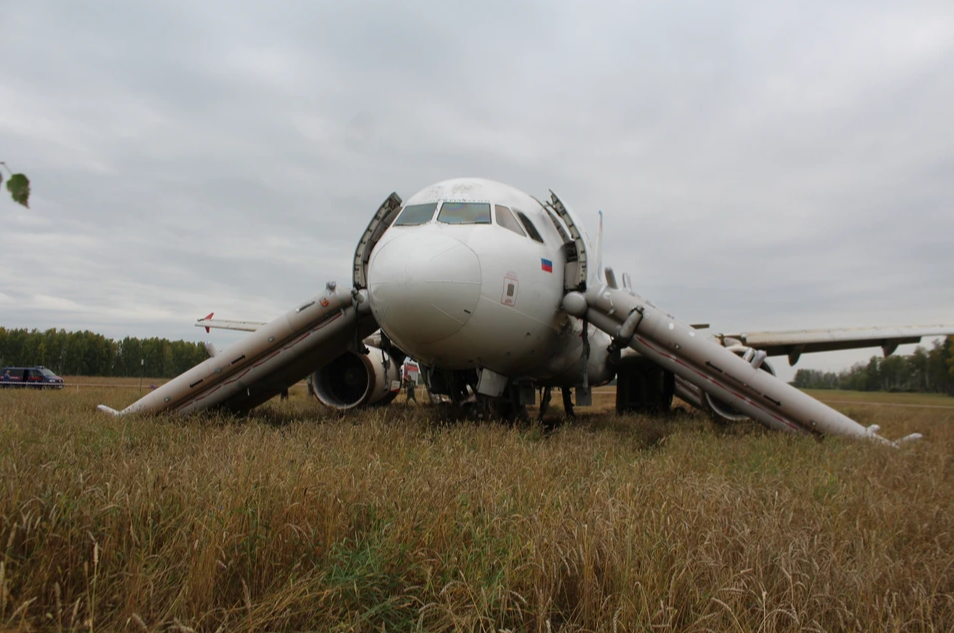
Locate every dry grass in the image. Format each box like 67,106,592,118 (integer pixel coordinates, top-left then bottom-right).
802,389,954,408
1,383,953,631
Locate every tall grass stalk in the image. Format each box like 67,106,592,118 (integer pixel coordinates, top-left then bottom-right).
1,385,952,630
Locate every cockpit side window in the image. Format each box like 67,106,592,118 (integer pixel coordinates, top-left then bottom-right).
494,205,526,237
514,210,544,243
437,202,491,225
393,202,439,226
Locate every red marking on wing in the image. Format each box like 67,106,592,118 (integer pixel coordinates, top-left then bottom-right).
193,384,223,403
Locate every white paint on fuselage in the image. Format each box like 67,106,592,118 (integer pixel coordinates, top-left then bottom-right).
367,178,610,385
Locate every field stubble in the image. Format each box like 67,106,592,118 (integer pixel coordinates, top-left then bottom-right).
1,383,953,632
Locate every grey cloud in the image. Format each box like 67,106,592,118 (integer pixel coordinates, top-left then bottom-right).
1,1,952,383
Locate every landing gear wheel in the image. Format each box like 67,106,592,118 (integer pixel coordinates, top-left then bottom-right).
616,358,675,415
479,384,528,423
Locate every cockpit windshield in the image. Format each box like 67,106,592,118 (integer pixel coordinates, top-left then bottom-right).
393,202,438,226
495,205,526,237
437,202,491,225
515,210,544,243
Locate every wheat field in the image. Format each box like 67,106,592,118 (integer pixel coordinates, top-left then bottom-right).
1,382,952,632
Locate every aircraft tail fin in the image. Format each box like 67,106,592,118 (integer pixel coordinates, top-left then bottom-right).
596,210,603,282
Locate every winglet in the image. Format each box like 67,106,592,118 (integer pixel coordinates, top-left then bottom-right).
97,404,119,416
198,312,214,333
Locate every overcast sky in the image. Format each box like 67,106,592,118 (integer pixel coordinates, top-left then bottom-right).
2,0,952,381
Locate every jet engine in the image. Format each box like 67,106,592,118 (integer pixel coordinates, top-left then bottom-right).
310,347,400,409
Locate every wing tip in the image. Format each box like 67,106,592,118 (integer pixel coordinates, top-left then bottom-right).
198,312,214,333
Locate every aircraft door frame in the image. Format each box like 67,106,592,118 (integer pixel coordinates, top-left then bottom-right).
353,192,403,290
543,191,589,291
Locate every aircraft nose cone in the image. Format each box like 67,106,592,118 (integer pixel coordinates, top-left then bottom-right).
368,232,481,346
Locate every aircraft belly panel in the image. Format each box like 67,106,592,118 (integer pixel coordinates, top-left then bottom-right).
406,294,560,373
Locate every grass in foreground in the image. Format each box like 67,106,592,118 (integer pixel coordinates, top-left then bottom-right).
1,386,952,631
803,388,954,407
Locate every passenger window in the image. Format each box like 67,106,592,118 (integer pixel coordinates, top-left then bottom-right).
437,202,491,224
494,205,526,237
394,202,438,226
515,210,544,243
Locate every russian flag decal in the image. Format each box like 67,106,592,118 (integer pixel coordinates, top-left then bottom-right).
541,258,553,273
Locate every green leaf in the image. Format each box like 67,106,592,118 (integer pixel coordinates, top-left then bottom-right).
7,173,30,208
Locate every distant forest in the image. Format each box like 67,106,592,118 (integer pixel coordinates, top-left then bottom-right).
2,326,952,392
0,327,209,378
791,337,954,395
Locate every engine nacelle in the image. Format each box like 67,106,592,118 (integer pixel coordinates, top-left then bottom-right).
703,347,776,422
310,347,400,409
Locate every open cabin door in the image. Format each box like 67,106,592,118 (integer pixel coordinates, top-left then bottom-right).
353,193,403,290
541,191,589,291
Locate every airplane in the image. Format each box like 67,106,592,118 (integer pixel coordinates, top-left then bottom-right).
98,178,954,445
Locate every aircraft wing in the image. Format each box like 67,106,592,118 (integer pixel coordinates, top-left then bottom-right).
195,314,266,333
725,325,954,365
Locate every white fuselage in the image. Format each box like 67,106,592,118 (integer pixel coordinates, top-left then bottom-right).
366,178,613,386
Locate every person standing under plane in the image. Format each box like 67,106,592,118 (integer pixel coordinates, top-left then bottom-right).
402,363,418,405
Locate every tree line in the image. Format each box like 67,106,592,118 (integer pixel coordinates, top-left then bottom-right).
3,325,952,390
0,327,209,378
791,337,954,394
